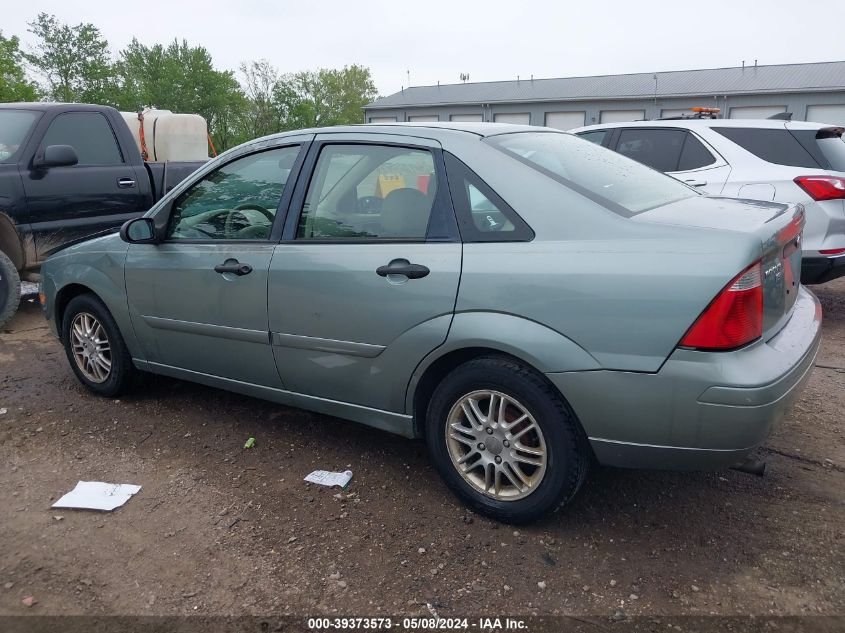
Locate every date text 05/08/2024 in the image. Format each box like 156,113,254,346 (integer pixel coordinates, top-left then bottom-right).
306,617,528,630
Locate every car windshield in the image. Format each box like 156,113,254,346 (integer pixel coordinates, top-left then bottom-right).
0,110,40,162
485,132,697,215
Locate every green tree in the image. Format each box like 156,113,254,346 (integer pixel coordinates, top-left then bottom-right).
275,65,377,129
115,38,249,150
0,31,39,102
238,59,285,140
25,13,116,104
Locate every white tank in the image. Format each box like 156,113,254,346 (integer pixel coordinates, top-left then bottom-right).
120,109,209,161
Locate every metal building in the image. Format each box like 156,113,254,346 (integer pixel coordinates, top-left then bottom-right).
364,61,845,129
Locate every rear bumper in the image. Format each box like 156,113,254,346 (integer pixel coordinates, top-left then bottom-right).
547,286,822,470
801,253,845,285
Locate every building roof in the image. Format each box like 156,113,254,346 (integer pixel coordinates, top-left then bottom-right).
367,61,845,109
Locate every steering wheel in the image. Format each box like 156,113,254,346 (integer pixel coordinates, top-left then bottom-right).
234,203,275,222
356,196,383,214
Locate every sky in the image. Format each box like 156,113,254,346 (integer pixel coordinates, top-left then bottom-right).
3,0,842,98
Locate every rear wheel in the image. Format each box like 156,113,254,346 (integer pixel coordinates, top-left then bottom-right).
61,294,134,397
426,356,590,523
0,250,21,329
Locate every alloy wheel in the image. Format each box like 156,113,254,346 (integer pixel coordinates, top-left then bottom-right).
445,390,547,500
70,312,112,383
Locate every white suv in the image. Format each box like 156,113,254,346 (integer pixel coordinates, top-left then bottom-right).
572,118,845,283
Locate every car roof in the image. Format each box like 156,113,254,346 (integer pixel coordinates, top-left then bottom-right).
574,118,831,132
251,121,564,144
0,102,118,113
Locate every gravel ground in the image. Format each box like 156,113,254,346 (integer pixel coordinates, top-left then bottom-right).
0,282,843,623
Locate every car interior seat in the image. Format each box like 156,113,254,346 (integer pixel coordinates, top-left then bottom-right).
380,188,432,238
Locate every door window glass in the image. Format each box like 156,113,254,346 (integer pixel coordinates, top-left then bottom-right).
576,130,609,146
677,133,717,171
167,145,300,240
42,112,123,165
616,128,686,172
297,144,437,240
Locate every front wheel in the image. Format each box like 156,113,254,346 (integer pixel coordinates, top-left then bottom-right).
0,250,21,329
61,294,134,397
426,356,590,523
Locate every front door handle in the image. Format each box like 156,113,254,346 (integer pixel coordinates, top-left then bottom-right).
214,260,253,276
376,260,430,279
685,179,707,188
117,177,136,188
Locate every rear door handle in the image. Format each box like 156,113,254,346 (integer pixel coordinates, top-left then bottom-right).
685,179,707,188
214,260,253,276
118,178,136,188
376,261,430,279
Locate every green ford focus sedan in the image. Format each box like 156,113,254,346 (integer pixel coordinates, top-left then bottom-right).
40,123,822,523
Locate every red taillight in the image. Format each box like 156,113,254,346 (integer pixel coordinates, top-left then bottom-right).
680,262,763,351
794,176,845,201
820,248,845,256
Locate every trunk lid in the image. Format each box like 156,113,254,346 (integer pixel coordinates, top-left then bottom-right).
634,195,805,337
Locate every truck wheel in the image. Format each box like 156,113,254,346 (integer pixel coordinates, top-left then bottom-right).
425,356,590,524
61,293,134,397
0,250,21,329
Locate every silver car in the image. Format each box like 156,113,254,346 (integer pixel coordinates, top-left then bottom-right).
40,123,821,523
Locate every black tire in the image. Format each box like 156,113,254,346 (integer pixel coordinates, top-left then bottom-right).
426,356,590,524
61,293,134,397
0,250,21,329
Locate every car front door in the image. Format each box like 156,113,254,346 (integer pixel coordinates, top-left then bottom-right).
124,138,310,387
267,134,462,416
22,111,150,265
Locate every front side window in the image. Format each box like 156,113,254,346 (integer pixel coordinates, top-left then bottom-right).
41,112,123,165
167,145,300,240
0,110,40,162
486,132,696,215
297,144,437,240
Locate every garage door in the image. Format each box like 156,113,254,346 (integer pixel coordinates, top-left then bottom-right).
545,111,585,130
661,108,693,118
729,106,786,119
494,113,530,125
450,114,483,122
806,105,845,126
408,115,439,122
600,110,645,123
369,116,397,123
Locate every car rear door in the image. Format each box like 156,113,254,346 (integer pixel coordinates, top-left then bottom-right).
124,138,310,387
267,133,462,415
610,127,731,194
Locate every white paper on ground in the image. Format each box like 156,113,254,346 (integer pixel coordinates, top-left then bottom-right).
52,481,142,511
304,470,353,488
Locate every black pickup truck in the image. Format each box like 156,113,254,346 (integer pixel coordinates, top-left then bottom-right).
0,102,206,326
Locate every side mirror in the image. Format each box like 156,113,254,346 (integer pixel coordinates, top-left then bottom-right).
120,217,158,244
35,145,79,169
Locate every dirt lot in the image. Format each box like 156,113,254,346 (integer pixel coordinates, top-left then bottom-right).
1,281,843,625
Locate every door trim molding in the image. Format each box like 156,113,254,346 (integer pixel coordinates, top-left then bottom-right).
270,332,385,358
142,315,269,344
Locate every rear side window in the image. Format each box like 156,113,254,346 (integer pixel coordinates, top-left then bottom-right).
41,112,124,165
616,128,686,172
712,127,820,168
486,132,696,216
576,130,609,146
444,153,533,242
677,133,717,171
790,129,845,172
